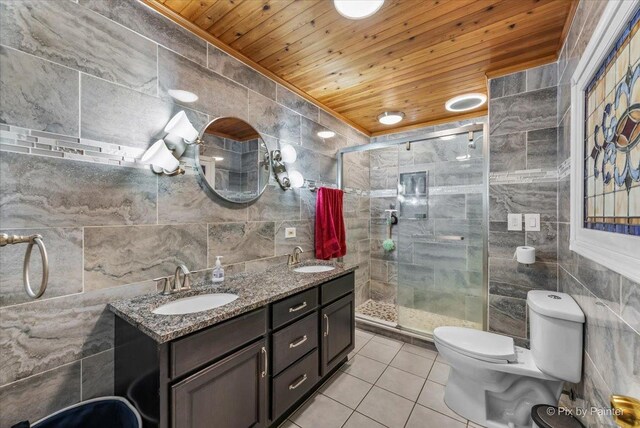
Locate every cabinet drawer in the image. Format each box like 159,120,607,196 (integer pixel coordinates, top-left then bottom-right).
171,308,267,379
321,273,354,305
272,313,318,375
272,349,319,420
272,288,318,329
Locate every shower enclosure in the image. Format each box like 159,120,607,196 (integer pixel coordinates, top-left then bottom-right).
338,123,488,337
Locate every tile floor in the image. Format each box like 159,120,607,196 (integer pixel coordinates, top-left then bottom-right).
281,329,485,428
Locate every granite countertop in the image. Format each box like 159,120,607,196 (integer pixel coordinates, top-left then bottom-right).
108,260,358,343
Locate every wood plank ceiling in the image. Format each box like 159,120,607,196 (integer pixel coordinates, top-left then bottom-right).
146,0,577,135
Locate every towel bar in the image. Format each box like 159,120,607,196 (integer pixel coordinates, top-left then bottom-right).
0,233,49,299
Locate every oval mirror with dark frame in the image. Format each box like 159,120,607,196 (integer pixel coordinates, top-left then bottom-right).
195,117,271,204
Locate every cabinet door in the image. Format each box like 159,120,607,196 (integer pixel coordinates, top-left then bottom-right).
172,339,268,428
320,293,355,376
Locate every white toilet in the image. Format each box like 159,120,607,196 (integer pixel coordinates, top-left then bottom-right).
433,290,585,428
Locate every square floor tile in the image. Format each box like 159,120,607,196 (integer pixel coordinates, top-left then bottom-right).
355,329,374,340
353,334,370,354
437,353,450,364
341,354,387,383
417,380,466,423
320,372,372,409
428,361,450,385
358,340,399,364
370,334,403,350
401,342,438,359
290,394,352,428
406,404,467,428
375,366,425,401
390,350,434,378
278,421,300,428
356,386,414,428
343,411,386,428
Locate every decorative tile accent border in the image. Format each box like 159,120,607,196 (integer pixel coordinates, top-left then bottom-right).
489,168,558,184
0,126,147,169
370,184,483,198
430,184,484,195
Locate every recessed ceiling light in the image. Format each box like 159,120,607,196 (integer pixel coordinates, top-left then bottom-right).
377,111,405,125
334,0,384,19
440,135,455,141
213,156,224,161
317,130,336,139
445,93,487,112
168,89,199,103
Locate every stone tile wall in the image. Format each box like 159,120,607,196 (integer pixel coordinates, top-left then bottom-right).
555,1,640,426
0,1,369,425
487,62,559,346
489,1,639,425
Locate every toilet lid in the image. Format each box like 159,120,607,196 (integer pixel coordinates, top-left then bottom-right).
433,327,517,363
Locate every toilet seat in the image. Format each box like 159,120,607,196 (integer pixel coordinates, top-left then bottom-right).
433,327,517,363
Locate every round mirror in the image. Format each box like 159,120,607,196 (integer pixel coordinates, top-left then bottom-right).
195,117,271,204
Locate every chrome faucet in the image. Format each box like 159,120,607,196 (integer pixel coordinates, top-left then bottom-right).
174,264,191,291
288,246,304,266
155,264,191,296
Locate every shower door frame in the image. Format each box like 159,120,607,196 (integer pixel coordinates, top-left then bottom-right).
337,123,489,336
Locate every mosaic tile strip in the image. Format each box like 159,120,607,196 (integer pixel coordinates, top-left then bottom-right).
0,126,148,169
489,168,558,184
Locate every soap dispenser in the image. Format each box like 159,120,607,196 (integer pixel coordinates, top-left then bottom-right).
212,256,224,283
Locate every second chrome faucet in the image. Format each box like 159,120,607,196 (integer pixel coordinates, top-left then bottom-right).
156,264,192,295
288,246,304,266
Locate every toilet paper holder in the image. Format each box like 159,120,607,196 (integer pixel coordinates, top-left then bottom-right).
513,246,536,265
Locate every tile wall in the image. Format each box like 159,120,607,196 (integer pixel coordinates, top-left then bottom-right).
556,1,640,426
489,1,640,426
487,61,559,345
0,1,370,425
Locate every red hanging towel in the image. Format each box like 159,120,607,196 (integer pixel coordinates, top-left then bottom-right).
315,187,346,259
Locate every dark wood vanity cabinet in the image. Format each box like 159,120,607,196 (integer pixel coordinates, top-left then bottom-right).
115,272,355,428
321,293,355,376
172,339,268,428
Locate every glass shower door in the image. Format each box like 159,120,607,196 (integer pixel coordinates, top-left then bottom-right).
396,130,486,335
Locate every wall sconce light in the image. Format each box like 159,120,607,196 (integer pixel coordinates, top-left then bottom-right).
141,110,204,176
288,170,305,188
270,149,305,190
279,143,297,163
271,149,291,189
164,111,203,146
140,139,185,176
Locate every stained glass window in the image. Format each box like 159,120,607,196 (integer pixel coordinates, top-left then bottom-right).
584,8,640,236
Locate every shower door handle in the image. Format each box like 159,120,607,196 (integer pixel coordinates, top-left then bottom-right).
411,235,464,241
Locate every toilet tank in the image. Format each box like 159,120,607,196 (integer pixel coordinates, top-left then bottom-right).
527,290,585,383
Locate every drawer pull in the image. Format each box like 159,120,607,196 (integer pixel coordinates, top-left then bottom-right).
324,314,329,337
289,301,307,313
289,335,308,349
289,374,308,390
261,346,268,378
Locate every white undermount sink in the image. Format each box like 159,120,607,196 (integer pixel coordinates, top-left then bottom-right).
152,293,239,315
293,265,335,273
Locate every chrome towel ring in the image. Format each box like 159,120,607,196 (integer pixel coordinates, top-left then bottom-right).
0,233,49,299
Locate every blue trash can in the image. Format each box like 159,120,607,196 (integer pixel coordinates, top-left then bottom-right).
28,397,142,428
